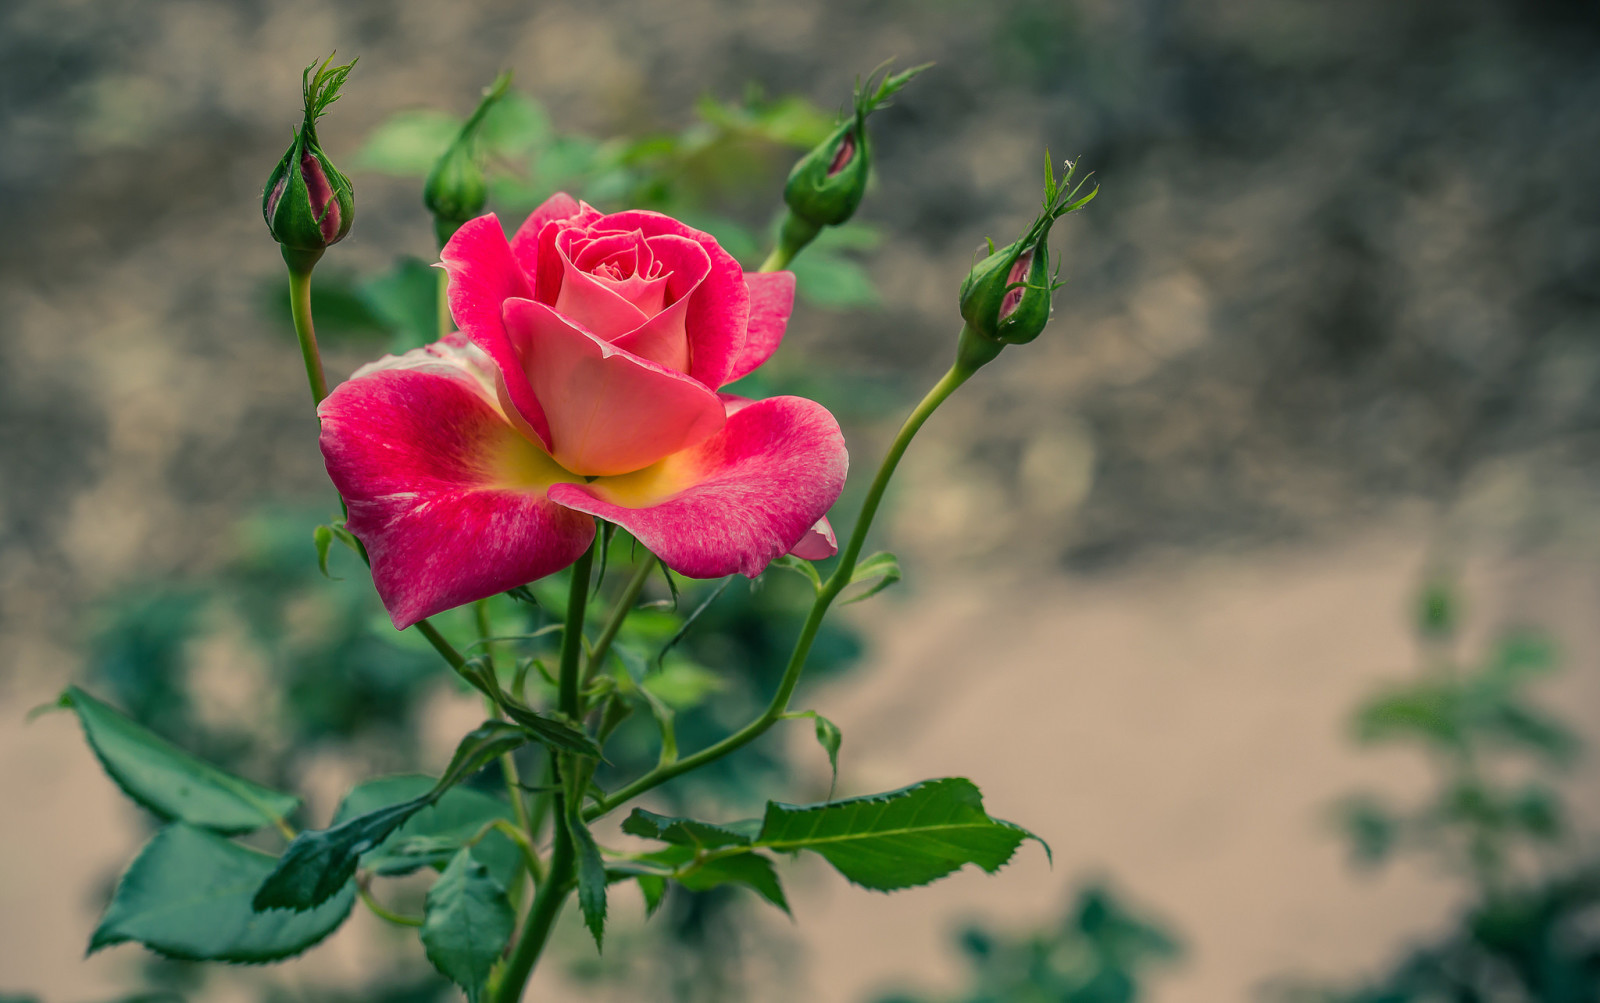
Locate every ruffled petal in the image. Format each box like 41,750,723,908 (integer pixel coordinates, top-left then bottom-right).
548,396,848,579
554,251,649,335
598,210,749,388
502,298,725,476
439,215,552,449
788,516,838,560
318,337,595,629
725,271,796,384
507,192,588,284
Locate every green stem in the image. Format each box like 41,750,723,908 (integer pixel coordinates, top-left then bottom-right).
758,245,793,272
581,559,654,689
414,618,468,670
476,598,533,836
584,360,973,820
437,266,452,339
285,259,329,405
559,543,597,720
357,879,423,928
491,796,573,1003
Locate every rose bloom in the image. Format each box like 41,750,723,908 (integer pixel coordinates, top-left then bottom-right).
318,195,848,628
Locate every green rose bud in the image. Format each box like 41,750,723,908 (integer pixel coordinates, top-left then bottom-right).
264,54,356,272
956,154,1098,370
424,71,511,249
772,61,930,266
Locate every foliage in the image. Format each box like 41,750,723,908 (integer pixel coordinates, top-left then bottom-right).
874,883,1181,1003
1267,581,1600,1002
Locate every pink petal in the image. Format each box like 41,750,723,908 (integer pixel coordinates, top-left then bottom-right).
439,215,552,449
598,210,749,388
607,233,713,372
788,516,838,560
725,271,796,384
507,192,588,280
548,396,848,579
554,252,650,335
318,338,595,629
502,298,726,477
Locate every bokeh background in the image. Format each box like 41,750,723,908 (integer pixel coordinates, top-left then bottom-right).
4,0,1600,1000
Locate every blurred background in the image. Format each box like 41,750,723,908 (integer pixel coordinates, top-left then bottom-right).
4,0,1600,1000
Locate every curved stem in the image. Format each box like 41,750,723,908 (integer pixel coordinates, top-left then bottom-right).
491,793,574,1003
414,618,468,670
559,544,597,719
758,245,792,272
585,361,972,820
582,558,654,690
285,261,329,405
357,878,423,928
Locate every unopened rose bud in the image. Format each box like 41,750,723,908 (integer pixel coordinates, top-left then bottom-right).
263,54,356,271
773,61,930,264
424,71,511,248
955,153,1097,371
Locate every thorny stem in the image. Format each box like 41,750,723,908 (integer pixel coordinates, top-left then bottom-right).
584,359,973,820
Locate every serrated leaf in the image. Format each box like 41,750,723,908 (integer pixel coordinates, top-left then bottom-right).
621,808,758,849
841,551,901,605
60,687,298,835
421,848,515,1003
570,813,608,950
331,775,520,890
675,853,790,914
756,778,1029,890
255,723,528,912
91,824,353,962
500,701,604,758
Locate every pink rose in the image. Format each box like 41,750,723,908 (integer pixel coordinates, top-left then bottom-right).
318,194,848,628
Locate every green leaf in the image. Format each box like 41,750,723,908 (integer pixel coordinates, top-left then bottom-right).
313,524,336,578
500,701,604,759
636,874,667,917
791,251,879,308
675,853,790,914
91,824,354,962
358,257,440,353
621,808,758,849
354,109,460,175
841,551,901,605
768,555,822,592
254,723,528,911
756,778,1030,890
811,713,842,796
59,686,299,835
332,775,521,891
421,848,515,1003
570,813,608,950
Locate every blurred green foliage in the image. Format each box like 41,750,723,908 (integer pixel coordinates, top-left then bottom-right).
873,883,1180,1003
1268,581,1600,1002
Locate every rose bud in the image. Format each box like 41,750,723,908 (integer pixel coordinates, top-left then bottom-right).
956,154,1097,369
775,61,930,262
424,71,511,248
263,54,356,270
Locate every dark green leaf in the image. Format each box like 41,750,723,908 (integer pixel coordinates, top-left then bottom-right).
60,686,299,835
675,853,789,914
421,848,515,1003
570,813,608,950
621,808,758,849
255,723,528,911
500,701,604,758
755,778,1029,890
92,824,353,962
332,775,520,891
358,258,439,353
637,874,667,917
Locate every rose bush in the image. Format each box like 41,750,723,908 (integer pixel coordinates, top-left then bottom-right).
319,194,848,628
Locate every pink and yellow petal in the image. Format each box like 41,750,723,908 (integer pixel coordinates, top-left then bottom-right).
547,396,847,579
318,349,593,629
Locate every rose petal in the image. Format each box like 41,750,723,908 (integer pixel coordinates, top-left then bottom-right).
606,233,713,372
548,396,848,579
502,298,726,476
554,251,650,335
508,192,588,283
788,516,838,560
599,210,749,388
725,271,796,384
318,339,595,629
439,215,552,449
